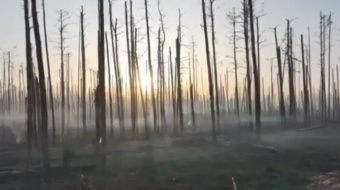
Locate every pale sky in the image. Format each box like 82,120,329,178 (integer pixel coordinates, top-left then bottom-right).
1,0,340,98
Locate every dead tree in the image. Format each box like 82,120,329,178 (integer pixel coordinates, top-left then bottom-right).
301,35,310,124
189,53,196,132
97,0,106,170
31,0,50,169
144,0,157,133
319,13,327,122
332,68,335,120
262,77,266,112
66,53,70,135
209,0,220,130
130,0,138,136
336,65,340,121
7,52,11,113
58,10,69,141
169,47,176,132
176,10,184,133
105,33,114,137
158,0,166,131
228,8,240,126
327,13,332,121
113,20,125,138
249,0,261,134
307,27,314,117
80,6,86,135
286,20,296,122
269,59,274,113
256,17,261,111
34,77,41,146
42,0,56,143
2,54,6,115
108,3,123,138
134,29,149,139
274,27,286,128
241,0,252,128
191,39,197,129
24,0,33,161
201,0,216,140
124,1,135,136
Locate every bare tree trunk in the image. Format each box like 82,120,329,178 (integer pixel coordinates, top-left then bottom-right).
307,27,314,117
130,0,138,136
66,53,70,135
189,54,196,133
35,77,41,146
42,0,56,144
201,0,216,140
230,8,240,126
336,65,340,121
209,0,220,131
105,33,114,138
124,1,135,136
286,21,296,122
81,6,87,135
24,0,33,164
320,13,324,121
301,35,310,124
59,10,66,142
275,28,286,129
332,68,335,120
113,20,125,138
135,29,149,138
249,0,261,135
176,10,184,133
108,5,121,137
144,0,157,133
31,0,50,169
169,48,176,132
158,0,166,131
242,0,252,129
262,78,266,113
97,0,106,170
328,13,332,121
256,17,262,113
322,13,327,122
7,52,11,113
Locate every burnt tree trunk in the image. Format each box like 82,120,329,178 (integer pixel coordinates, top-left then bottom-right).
24,0,33,162
42,0,56,143
81,6,86,135
301,35,310,124
249,0,261,135
274,28,286,129
209,0,220,130
105,33,114,137
31,0,50,169
97,0,106,170
201,0,216,140
144,0,157,133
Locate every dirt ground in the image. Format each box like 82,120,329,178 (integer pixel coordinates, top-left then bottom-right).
1,124,340,190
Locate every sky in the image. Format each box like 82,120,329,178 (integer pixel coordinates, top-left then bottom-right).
0,0,340,100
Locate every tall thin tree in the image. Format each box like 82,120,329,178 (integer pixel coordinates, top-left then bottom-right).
31,0,50,169
201,0,216,140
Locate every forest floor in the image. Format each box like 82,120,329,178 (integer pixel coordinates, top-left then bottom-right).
0,123,340,190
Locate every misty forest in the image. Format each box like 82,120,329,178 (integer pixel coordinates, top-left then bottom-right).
1,0,340,189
